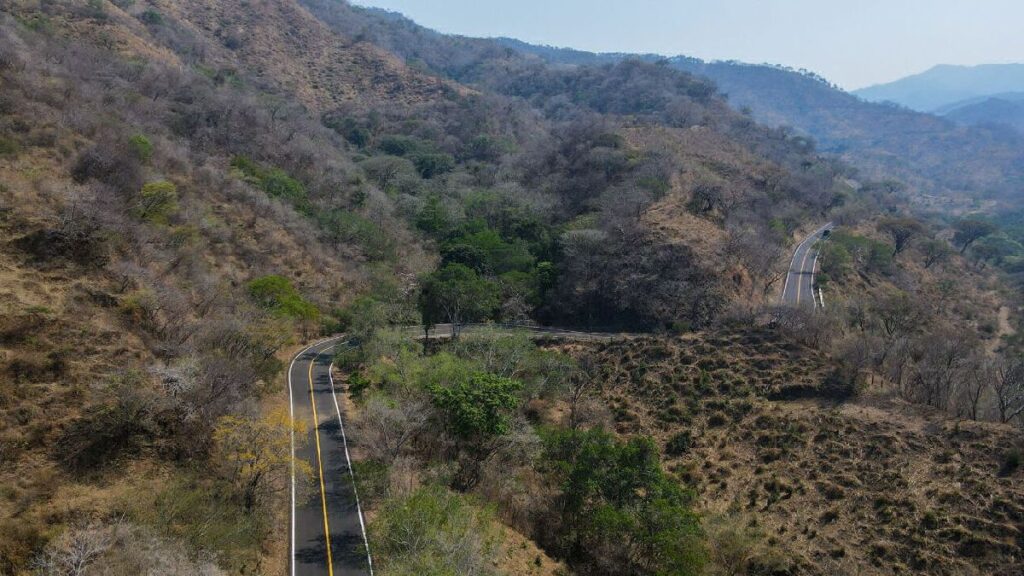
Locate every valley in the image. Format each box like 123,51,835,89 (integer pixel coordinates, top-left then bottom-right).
0,1,1022,576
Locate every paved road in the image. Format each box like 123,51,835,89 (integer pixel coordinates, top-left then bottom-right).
419,322,625,341
289,337,372,576
780,223,833,308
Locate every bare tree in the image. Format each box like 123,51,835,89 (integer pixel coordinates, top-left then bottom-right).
991,358,1024,424
33,523,112,576
354,394,430,464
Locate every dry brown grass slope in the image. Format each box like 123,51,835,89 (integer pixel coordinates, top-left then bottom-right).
556,332,1024,576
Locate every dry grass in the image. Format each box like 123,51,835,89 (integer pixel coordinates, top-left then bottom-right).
556,331,1024,576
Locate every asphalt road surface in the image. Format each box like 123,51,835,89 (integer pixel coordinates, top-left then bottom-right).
780,223,833,308
289,337,372,576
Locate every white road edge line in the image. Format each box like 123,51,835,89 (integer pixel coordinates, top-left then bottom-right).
810,246,821,309
782,223,832,306
327,350,375,575
288,336,338,576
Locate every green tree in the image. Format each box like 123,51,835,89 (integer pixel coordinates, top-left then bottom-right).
418,264,498,338
877,217,925,256
428,370,522,487
128,134,154,163
134,180,178,224
411,152,455,179
954,218,997,254
919,238,953,269
542,428,705,575
247,275,319,322
428,372,522,440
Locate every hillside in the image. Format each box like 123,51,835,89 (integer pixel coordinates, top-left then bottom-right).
0,0,858,572
562,333,1024,575
3,1,1024,575
487,39,1024,206
0,0,445,571
943,96,1024,134
854,63,1024,112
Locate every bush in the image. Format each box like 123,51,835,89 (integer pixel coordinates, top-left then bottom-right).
128,134,154,162
378,134,434,157
57,374,162,471
0,136,19,157
1000,450,1021,477
231,156,310,213
370,485,501,576
134,180,178,223
541,428,705,575
666,430,693,456
410,152,455,178
246,275,319,321
15,210,109,267
428,372,522,440
139,9,163,25
318,209,396,261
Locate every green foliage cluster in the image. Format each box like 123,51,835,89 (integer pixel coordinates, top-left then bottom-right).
231,156,311,214
818,230,893,283
370,485,501,576
0,135,20,157
376,134,454,178
428,372,522,440
418,263,500,332
318,208,396,261
232,156,396,260
542,427,705,575
323,114,372,147
134,180,178,224
246,275,319,321
128,134,154,163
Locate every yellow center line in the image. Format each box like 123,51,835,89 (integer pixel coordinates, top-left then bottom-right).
308,350,335,576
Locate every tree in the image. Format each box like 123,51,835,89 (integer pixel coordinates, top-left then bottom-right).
428,371,522,487
134,180,178,224
542,428,705,576
428,373,522,441
871,291,929,338
990,358,1024,424
246,275,319,322
359,155,416,191
212,408,309,510
877,217,925,256
953,218,997,254
418,263,498,338
355,393,429,465
919,238,953,269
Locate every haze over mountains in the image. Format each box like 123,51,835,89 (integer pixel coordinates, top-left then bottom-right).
854,63,1024,112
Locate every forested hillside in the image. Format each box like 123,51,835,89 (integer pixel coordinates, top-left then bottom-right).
491,37,1024,207
1,1,1022,575
0,0,844,571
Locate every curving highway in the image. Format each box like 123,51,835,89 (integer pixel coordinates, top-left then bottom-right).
781,223,833,308
287,231,833,575
289,337,372,576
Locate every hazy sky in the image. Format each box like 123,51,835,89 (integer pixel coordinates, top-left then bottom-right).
352,0,1024,89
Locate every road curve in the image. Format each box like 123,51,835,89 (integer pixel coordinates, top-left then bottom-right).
289,337,372,576
780,223,833,308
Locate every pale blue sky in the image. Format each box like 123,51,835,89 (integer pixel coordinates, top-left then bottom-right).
352,0,1024,89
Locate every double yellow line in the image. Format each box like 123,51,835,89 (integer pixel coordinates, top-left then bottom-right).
308,351,335,576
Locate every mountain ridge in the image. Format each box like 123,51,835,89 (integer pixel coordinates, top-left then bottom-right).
853,62,1024,112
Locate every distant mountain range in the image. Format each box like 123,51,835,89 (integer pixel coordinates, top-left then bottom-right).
938,93,1024,133
853,63,1024,112
494,40,1024,202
